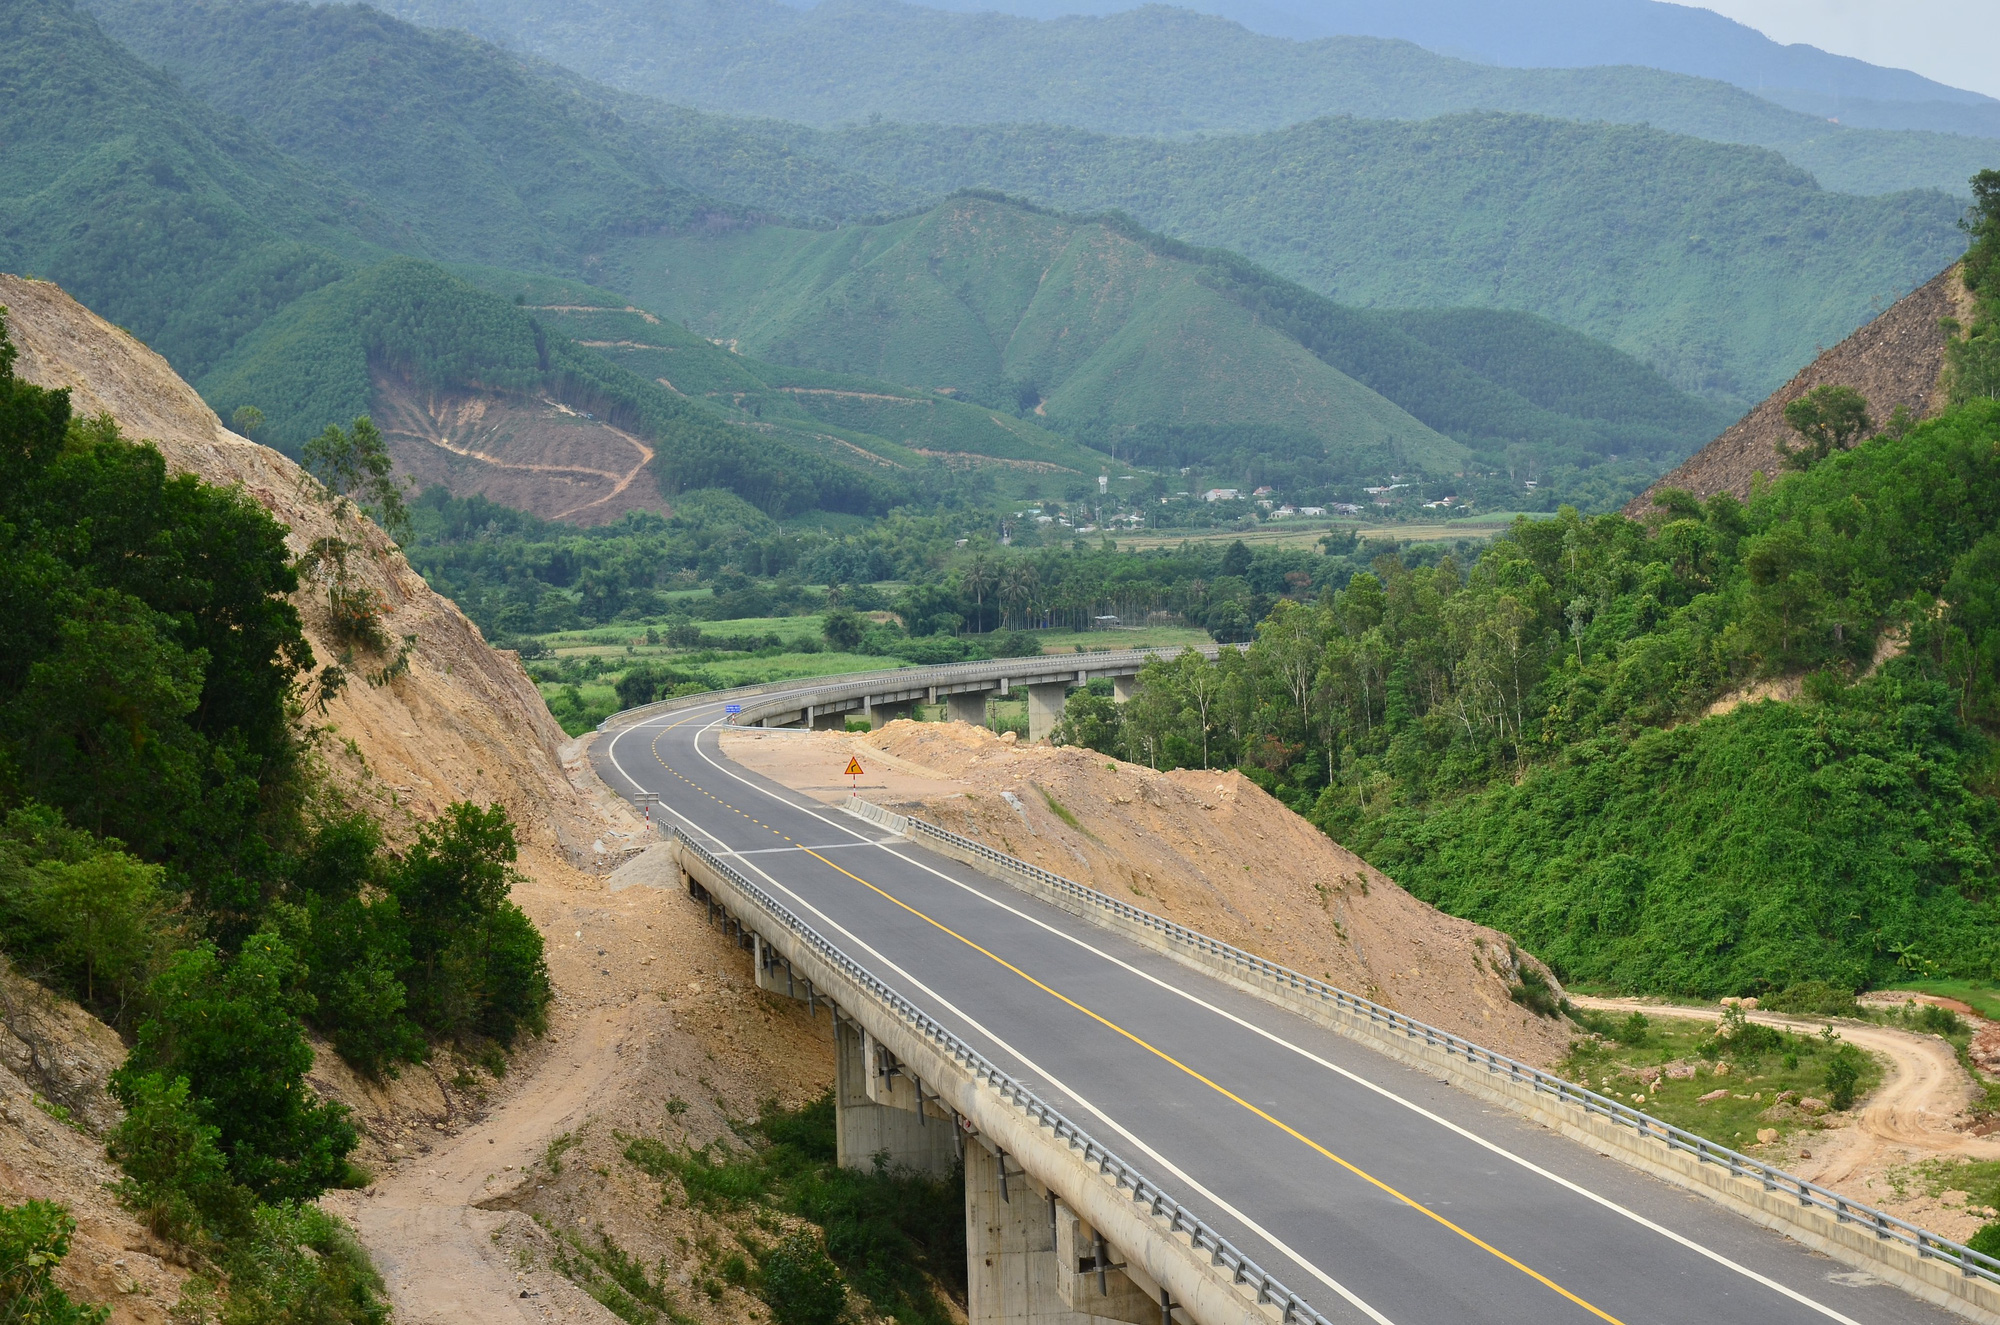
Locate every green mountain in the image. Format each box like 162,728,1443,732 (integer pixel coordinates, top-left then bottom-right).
73,0,736,270
604,194,1731,481
0,0,382,377
67,0,1971,410
755,116,1967,407
367,0,1999,197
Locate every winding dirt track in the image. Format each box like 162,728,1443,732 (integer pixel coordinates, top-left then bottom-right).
1569,997,2000,1193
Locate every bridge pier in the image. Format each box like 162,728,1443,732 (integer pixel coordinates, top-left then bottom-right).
1112,675,1136,704
1026,683,1069,743
811,707,849,730
833,1019,958,1175
869,699,914,729
946,690,991,727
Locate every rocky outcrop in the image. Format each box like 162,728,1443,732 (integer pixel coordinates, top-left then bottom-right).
1626,263,1972,516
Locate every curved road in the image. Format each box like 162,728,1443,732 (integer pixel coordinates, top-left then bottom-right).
596,699,1956,1325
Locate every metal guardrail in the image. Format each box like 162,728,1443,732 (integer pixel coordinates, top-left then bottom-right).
897,814,2000,1286
672,827,1334,1325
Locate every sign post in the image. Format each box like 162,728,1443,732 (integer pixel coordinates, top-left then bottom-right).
844,756,865,796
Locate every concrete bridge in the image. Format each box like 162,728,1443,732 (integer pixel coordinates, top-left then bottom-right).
596,675,1994,1325
618,645,1222,744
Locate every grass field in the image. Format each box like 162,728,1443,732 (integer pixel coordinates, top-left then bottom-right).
1113,514,1544,552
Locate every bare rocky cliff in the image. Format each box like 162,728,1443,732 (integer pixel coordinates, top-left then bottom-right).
1626,263,1972,516
0,273,608,868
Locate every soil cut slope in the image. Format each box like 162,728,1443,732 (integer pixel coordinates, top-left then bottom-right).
1,272,841,1325
371,367,672,526
1626,262,1972,515
0,272,601,864
720,721,1575,1066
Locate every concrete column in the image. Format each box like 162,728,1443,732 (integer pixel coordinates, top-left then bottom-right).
870,700,913,730
1112,676,1136,704
1053,1201,1162,1324
752,934,811,1003
967,1142,1093,1325
1026,683,1069,743
812,708,849,731
833,1020,957,1174
946,690,990,727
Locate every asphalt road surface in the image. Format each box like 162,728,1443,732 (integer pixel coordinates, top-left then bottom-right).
596,700,1960,1325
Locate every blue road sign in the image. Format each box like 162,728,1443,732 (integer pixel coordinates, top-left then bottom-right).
724,704,742,714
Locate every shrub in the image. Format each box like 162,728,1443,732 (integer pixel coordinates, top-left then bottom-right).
761,1231,846,1325
0,1200,108,1325
1508,964,1561,1018
1761,981,1858,1017
106,1072,255,1244
822,609,865,652
113,933,358,1203
1824,1044,1866,1110
1969,1221,2000,1260
986,630,1043,658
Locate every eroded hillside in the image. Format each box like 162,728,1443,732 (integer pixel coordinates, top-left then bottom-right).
1628,263,1974,513
721,721,1576,1065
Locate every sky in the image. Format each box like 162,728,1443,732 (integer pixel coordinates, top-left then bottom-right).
1690,0,2000,99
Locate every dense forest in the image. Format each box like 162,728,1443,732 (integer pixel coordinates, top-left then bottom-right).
0,319,548,1321
1056,184,2000,995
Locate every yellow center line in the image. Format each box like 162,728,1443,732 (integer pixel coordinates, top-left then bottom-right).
640,711,1626,1322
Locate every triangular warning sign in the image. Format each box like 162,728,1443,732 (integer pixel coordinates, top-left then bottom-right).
844,757,866,776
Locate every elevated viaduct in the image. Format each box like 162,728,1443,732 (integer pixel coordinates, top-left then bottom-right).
594,664,2000,1325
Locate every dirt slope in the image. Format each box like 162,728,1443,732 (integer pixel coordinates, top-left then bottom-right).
371,368,671,526
1,273,827,1325
0,273,602,867
1626,263,1972,516
0,971,188,1325
721,722,1574,1066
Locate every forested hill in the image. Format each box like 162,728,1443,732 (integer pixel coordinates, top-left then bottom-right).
363,0,2000,197
62,0,1972,412
903,0,2000,136
659,115,1965,408
610,193,1730,492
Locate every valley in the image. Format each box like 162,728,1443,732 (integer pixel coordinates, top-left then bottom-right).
5,1,2000,1322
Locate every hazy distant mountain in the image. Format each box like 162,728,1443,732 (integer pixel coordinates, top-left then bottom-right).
364,0,2000,198
907,0,2000,126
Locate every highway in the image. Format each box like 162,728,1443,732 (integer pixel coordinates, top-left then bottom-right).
597,698,1959,1325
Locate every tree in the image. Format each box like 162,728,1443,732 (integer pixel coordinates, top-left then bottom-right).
822,607,865,652
301,417,409,537
391,804,549,1046
230,405,265,439
1777,386,1872,471
113,932,358,1203
1220,540,1252,578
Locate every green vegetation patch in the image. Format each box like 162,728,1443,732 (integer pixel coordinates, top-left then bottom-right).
624,1092,964,1325
1562,1009,1882,1148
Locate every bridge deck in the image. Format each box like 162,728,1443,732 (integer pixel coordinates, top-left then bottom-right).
597,701,1954,1325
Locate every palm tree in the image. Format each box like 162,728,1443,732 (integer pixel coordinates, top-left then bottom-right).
966,553,996,632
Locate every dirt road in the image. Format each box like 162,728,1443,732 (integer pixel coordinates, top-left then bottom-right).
1571,996,2000,1236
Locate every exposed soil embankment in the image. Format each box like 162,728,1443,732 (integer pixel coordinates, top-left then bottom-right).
1,273,602,867
1627,263,1971,515
371,368,670,526
0,273,820,1325
720,721,1574,1066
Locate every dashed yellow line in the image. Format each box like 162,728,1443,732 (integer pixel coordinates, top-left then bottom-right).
640,710,1627,1325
